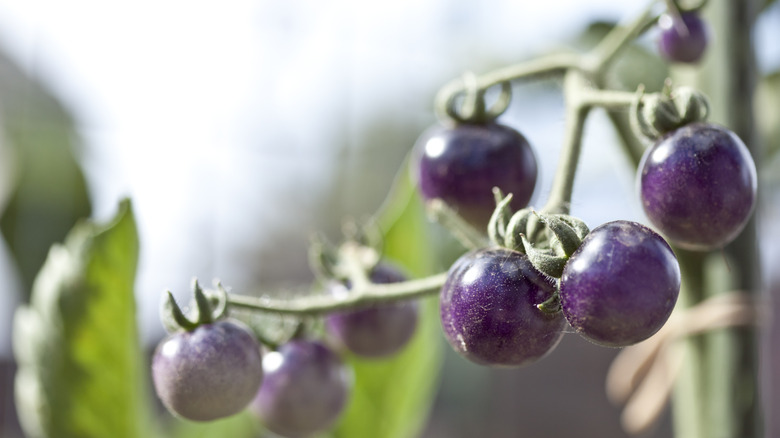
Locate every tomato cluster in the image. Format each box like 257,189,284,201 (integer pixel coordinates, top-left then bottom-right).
151,10,758,430
151,264,416,437
151,108,755,436
415,113,752,366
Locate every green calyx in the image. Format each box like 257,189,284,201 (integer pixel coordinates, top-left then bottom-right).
307,233,342,282
160,279,229,333
633,81,710,140
438,73,512,124
488,189,589,278
307,221,382,286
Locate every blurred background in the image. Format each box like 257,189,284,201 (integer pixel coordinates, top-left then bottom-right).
0,0,779,437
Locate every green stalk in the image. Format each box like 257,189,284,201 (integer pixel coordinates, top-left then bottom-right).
541,71,591,214
671,250,708,438
226,272,448,315
671,1,763,437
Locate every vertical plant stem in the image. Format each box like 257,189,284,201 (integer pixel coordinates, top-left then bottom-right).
541,71,591,215
706,0,763,436
672,0,763,437
672,250,708,438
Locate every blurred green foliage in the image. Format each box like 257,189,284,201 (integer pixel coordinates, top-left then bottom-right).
756,71,780,171
12,200,148,438
0,50,92,300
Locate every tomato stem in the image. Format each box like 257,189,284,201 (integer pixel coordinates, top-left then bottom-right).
224,272,448,316
541,72,591,214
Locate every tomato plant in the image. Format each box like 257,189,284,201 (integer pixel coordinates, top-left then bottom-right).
4,1,769,438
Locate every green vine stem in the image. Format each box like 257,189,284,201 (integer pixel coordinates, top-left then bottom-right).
434,53,581,120
226,272,448,316
585,3,659,78
541,71,591,215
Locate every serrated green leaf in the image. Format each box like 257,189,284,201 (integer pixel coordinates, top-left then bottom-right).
331,159,444,438
12,199,148,438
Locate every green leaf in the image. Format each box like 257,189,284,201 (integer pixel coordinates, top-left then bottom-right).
0,50,92,299
12,199,148,438
331,159,444,438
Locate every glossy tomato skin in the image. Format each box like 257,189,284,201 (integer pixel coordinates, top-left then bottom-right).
325,263,418,358
440,248,564,367
415,122,538,231
639,122,757,251
560,221,681,347
152,319,264,421
657,12,708,63
251,340,350,438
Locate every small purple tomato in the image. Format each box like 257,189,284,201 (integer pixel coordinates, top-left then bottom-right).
414,122,538,232
439,248,564,367
251,340,350,438
657,11,708,63
325,263,418,358
560,221,681,347
639,122,757,251
152,319,264,421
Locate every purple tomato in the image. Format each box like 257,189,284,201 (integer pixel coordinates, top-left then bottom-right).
639,122,757,250
560,221,680,347
152,319,264,421
251,340,350,438
414,122,538,232
325,263,418,358
657,11,708,63
439,248,564,367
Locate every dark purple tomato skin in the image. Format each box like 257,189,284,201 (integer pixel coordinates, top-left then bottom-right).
639,122,757,251
152,319,264,421
414,122,538,231
439,248,564,367
657,12,708,63
560,221,681,348
251,340,350,438
325,263,418,358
